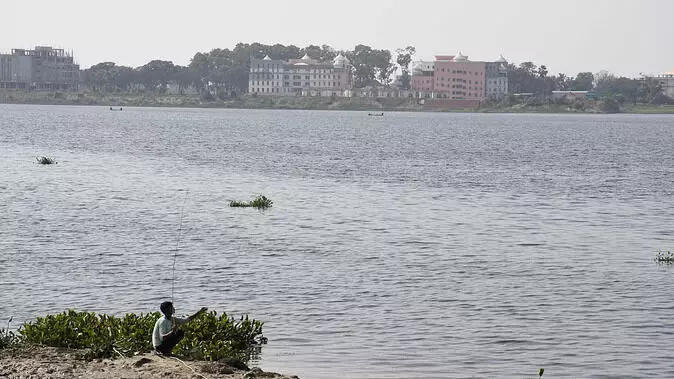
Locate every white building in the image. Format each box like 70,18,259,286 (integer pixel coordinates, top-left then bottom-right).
652,71,674,99
485,54,508,100
249,55,286,95
249,53,352,96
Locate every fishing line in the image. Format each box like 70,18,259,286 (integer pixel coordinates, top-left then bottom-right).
171,190,189,302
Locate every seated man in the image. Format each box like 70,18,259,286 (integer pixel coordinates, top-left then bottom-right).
152,301,207,356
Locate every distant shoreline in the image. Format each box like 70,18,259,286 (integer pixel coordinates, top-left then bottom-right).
1,91,674,114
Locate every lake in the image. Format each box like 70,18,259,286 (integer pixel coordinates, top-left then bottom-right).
1,104,674,378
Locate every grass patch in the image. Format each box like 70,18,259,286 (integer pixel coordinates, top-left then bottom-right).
655,251,674,263
1,310,265,362
230,195,273,209
36,156,57,165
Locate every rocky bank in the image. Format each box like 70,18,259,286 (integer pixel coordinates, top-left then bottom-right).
0,346,298,379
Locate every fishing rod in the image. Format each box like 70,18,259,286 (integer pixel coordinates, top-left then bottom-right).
171,190,189,303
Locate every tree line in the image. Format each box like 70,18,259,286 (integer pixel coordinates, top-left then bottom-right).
81,42,404,96
505,62,671,105
80,42,671,104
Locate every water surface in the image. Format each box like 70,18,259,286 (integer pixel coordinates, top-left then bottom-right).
1,105,674,378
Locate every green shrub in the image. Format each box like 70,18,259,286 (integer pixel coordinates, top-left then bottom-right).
0,317,18,350
598,97,620,113
573,99,586,111
229,195,273,209
17,310,265,361
200,91,216,102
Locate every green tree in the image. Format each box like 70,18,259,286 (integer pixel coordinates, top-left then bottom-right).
598,97,620,113
638,78,669,104
555,73,570,91
396,46,416,90
595,70,641,104
570,72,594,91
138,60,177,92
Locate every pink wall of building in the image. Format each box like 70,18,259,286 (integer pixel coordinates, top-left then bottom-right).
433,57,485,100
411,75,434,92
410,55,487,100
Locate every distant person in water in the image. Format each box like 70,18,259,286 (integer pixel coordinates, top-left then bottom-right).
152,301,208,356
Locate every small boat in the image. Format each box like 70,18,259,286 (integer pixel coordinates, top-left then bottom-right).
109,107,123,111
368,112,384,117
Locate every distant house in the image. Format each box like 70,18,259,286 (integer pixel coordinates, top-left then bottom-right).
645,71,674,99
551,91,595,100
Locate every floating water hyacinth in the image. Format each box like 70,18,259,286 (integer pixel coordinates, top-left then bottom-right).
36,156,57,165
230,195,273,209
655,250,674,263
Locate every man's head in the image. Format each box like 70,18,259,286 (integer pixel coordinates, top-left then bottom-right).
160,301,174,317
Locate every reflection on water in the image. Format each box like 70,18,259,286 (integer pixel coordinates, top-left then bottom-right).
2,105,674,378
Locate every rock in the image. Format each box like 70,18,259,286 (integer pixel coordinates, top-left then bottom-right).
218,357,249,371
133,357,153,368
244,367,281,378
201,362,235,375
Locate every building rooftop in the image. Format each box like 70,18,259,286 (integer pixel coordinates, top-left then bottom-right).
453,52,468,62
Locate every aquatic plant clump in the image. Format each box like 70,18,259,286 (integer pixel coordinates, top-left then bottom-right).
16,310,265,361
229,195,273,209
0,317,18,350
36,156,57,165
655,251,674,263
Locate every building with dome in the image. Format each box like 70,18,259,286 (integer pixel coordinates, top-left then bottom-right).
249,53,352,96
410,51,509,102
485,54,509,100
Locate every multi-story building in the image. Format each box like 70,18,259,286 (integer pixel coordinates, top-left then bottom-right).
410,52,508,101
485,55,508,100
648,71,674,99
249,53,352,96
249,56,286,95
433,53,486,101
0,46,79,91
411,61,435,96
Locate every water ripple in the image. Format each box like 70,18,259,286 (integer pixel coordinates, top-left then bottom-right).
1,106,674,378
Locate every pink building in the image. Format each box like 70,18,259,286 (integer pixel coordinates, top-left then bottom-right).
433,53,485,100
411,52,487,101
411,61,435,94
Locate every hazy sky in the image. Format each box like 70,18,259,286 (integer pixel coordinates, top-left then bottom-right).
2,0,673,77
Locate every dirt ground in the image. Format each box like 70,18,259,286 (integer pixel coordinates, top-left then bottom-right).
0,346,299,379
